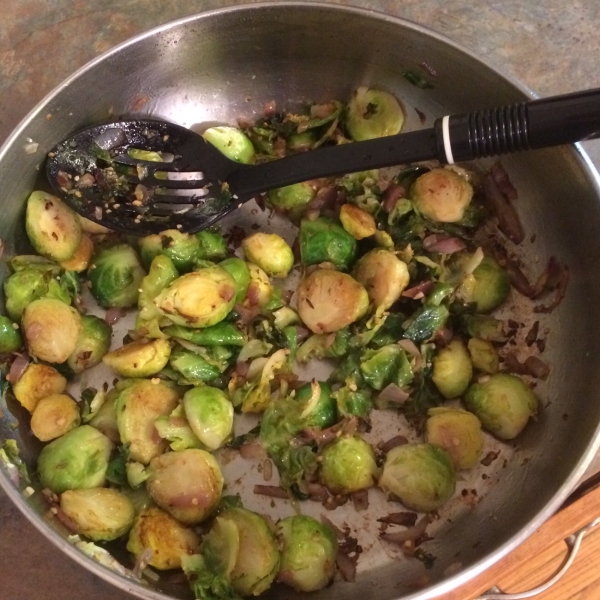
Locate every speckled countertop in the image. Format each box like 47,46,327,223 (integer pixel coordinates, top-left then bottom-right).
1,1,600,599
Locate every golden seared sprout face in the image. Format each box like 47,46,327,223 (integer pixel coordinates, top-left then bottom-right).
277,515,338,592
67,315,112,374
379,443,456,512
22,298,82,364
412,168,473,223
154,266,236,328
25,191,82,262
147,449,224,525
432,339,473,399
12,363,67,413
319,435,378,494
339,204,377,239
59,234,94,273
297,269,369,333
60,488,135,541
30,394,81,442
241,263,273,309
242,232,294,279
115,379,181,464
183,386,234,450
37,425,114,494
127,507,200,570
102,338,171,378
464,373,538,440
425,407,484,470
345,86,405,141
203,126,256,164
354,248,410,312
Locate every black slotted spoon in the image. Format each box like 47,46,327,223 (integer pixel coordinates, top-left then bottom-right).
46,87,600,235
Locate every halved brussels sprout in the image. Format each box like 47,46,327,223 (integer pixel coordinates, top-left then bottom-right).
432,339,473,399
115,379,181,464
87,389,120,444
0,315,22,352
196,230,228,262
459,256,510,313
77,214,111,235
155,404,204,452
412,168,473,223
267,182,316,215
12,363,67,413
219,257,251,304
66,315,112,374
319,435,378,494
127,506,200,570
379,443,456,512
203,126,255,164
154,266,236,328
354,249,410,312
59,234,94,272
242,233,294,279
345,86,404,141
22,297,82,363
339,203,377,239
147,448,224,524
102,338,171,378
468,337,499,374
293,381,337,429
25,191,82,261
241,263,273,309
60,488,135,541
299,217,357,270
463,315,507,342
277,515,338,592
88,244,146,308
464,373,538,440
139,229,200,272
425,407,484,470
214,507,280,597
297,269,368,334
183,386,234,450
37,425,114,493
30,394,81,442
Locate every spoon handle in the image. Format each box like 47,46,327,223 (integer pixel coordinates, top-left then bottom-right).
440,87,600,163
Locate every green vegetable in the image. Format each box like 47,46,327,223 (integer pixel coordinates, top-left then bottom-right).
431,339,473,398
345,86,404,141
66,315,111,374
139,229,200,272
196,230,228,262
459,256,510,313
4,268,54,321
242,232,294,278
0,315,22,352
183,386,234,450
164,322,245,347
468,337,499,374
403,305,449,342
333,381,373,419
299,217,356,270
203,126,256,164
267,182,316,215
293,380,338,429
168,347,221,384
102,338,171,378
219,257,251,304
360,344,414,391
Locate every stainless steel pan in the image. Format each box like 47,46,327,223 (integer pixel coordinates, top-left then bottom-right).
2,4,600,599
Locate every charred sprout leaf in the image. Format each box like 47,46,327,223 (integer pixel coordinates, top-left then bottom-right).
299,217,357,270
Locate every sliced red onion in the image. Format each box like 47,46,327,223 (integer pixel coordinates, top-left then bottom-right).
308,483,329,503
234,303,260,325
245,283,260,307
77,173,96,188
490,163,518,201
219,285,235,302
53,507,81,534
380,514,431,545
402,280,434,299
378,435,409,455
295,326,310,343
8,353,30,384
239,442,267,460
351,489,369,512
310,102,337,119
253,485,288,499
104,307,124,325
336,550,357,582
93,127,127,150
482,173,525,244
235,360,250,377
377,512,418,527
524,356,550,380
505,261,536,298
422,234,466,254
306,186,337,212
263,100,277,117
377,384,410,406
381,184,405,213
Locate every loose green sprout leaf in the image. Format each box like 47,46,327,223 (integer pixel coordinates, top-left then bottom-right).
403,305,449,342
168,346,222,384
333,380,373,419
154,405,204,452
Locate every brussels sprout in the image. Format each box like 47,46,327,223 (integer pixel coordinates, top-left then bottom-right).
196,230,228,262
354,249,410,312
293,380,337,429
287,130,316,151
403,304,450,343
66,315,112,374
373,229,395,249
295,328,350,363
60,488,135,541
155,405,204,452
360,344,413,390
127,507,200,570
203,126,255,164
4,268,53,321
333,381,373,419
432,339,473,399
183,387,234,450
242,232,294,279
22,298,82,363
87,389,120,444
215,507,280,597
25,191,82,261
468,337,499,374
59,234,94,272
139,229,200,272
12,363,67,413
459,256,510,313
299,217,357,270
241,263,273,309
319,435,378,494
277,515,338,592
30,394,81,442
37,425,114,494
339,203,377,239
379,443,456,512
169,347,221,384
88,244,146,308
345,86,404,141
102,338,171,378
425,407,484,470
77,214,111,235
154,266,236,328
114,379,181,464
462,315,507,342
411,168,473,223
464,373,538,440
0,315,22,352
219,257,251,304
267,182,316,214
165,322,245,347
297,269,369,334
147,449,224,524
